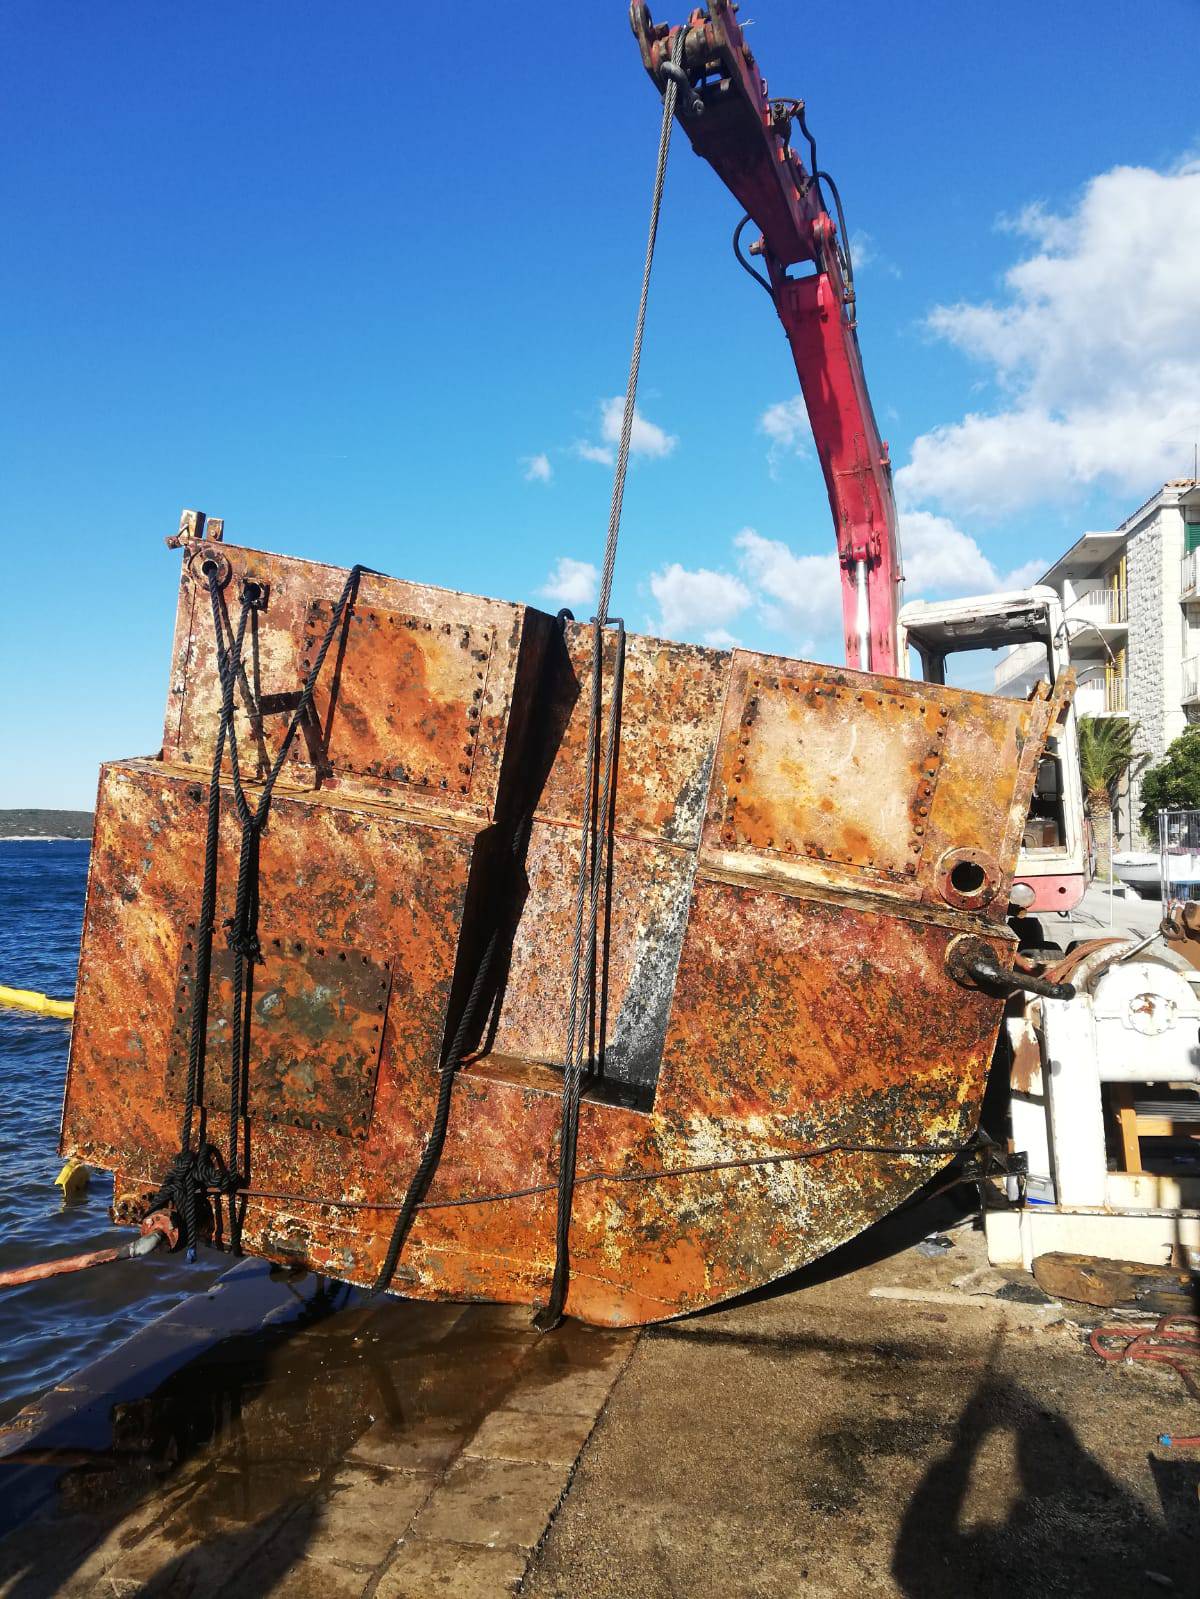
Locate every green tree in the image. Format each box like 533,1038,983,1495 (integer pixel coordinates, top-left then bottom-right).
1139,726,1200,835
1077,714,1137,871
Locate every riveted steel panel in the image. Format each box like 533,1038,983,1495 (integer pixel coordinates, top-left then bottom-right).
299,601,495,799
164,941,392,1137
167,544,537,822
715,665,946,877
484,822,697,1098
701,651,1066,924
534,625,727,847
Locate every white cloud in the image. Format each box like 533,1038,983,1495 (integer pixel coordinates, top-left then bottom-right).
897,157,1200,516
703,626,741,649
574,440,614,466
576,397,677,466
848,229,900,278
601,396,676,459
759,396,811,469
900,510,1045,598
734,528,839,634
648,562,750,643
539,556,598,610
641,514,1044,657
522,452,552,483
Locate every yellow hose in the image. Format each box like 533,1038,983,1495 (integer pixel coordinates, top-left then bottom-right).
0,984,74,1020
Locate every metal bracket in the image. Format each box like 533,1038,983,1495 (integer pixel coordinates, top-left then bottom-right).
166,510,224,551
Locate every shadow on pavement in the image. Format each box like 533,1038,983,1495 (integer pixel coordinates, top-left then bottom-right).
892,1368,1200,1598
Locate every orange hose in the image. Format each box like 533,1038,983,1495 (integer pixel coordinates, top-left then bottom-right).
0,1246,121,1286
1091,1314,1200,1446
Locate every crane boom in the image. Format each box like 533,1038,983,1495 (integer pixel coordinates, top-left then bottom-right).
632,2,903,674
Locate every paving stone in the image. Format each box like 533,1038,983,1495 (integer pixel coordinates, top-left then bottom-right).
544,1321,638,1371
305,1464,432,1566
309,1300,467,1350
197,1461,322,1524
88,1500,301,1596
243,1553,368,1597
502,1362,620,1418
48,1481,205,1596
348,1414,466,1472
455,1302,542,1337
0,1514,109,1598
463,1406,596,1467
412,1456,567,1550
374,1536,528,1597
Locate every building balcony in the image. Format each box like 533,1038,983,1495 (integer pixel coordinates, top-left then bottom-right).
993,640,1048,695
1184,655,1200,703
1071,586,1128,628
1183,550,1200,600
1075,676,1128,717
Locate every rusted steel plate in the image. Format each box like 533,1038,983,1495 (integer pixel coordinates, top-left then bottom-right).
301,601,494,798
702,653,1062,923
167,544,542,823
534,625,727,847
483,823,697,1100
63,540,1065,1326
164,942,392,1137
64,757,473,1191
716,668,946,876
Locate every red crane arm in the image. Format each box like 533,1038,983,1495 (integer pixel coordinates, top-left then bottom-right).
631,2,903,674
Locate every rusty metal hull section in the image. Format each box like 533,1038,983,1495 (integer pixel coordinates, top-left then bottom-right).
63,540,1063,1325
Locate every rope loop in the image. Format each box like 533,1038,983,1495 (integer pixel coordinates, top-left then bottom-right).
223,918,262,961
154,560,367,1258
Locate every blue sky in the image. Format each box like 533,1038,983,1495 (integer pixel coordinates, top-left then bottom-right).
3,1,1198,807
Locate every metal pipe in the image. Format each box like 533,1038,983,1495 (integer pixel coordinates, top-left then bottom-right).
854,559,871,670
0,1227,164,1289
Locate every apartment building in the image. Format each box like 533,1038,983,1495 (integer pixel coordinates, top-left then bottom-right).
996,478,1200,847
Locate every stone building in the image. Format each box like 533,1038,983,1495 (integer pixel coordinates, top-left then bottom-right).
995,479,1200,847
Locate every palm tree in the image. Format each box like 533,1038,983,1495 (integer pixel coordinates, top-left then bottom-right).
1077,714,1137,874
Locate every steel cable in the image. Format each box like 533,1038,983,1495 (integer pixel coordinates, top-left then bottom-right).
536,30,686,1331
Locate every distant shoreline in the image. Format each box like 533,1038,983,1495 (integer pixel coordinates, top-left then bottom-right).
0,809,93,841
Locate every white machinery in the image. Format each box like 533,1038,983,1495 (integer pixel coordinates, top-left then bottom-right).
902,587,1200,1272
992,938,1200,1270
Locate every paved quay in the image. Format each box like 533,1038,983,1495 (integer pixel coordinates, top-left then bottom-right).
1,1202,1197,1597
0,1268,634,1598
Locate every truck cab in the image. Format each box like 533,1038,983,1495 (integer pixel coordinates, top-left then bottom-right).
899,586,1086,914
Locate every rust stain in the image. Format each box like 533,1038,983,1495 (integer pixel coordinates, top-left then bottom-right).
63,541,1064,1326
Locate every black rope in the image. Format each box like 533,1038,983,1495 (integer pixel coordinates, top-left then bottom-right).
151,559,366,1258
236,1136,980,1216
371,611,573,1296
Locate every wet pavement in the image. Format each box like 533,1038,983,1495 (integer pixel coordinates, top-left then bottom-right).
1,1204,1197,1597
0,1266,634,1596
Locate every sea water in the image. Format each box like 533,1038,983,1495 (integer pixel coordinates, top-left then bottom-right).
0,840,223,1421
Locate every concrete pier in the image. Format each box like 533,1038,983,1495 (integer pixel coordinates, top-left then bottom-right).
1,1204,1197,1597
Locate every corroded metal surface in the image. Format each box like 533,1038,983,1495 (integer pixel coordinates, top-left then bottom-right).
164,943,392,1138
63,540,1066,1325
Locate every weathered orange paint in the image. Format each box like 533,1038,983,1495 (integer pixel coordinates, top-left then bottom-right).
63,540,1066,1325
